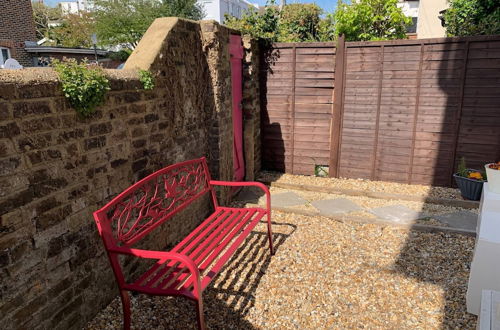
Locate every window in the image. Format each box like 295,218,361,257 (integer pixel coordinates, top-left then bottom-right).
0,47,11,66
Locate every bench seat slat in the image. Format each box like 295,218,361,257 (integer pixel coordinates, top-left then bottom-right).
137,210,234,288
170,208,260,291
129,207,266,295
200,208,266,289
133,209,226,286
152,210,246,290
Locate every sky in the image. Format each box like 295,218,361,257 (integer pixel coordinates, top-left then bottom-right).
42,0,339,14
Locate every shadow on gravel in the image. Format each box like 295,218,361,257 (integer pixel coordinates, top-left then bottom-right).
394,229,476,329
205,221,296,319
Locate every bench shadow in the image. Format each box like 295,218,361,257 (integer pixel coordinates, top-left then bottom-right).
113,221,296,330
204,221,296,319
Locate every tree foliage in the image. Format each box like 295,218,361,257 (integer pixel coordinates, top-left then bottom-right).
278,4,322,42
225,1,326,42
224,2,280,41
225,0,411,43
93,0,204,49
443,0,500,36
49,13,95,48
334,0,411,41
32,2,62,40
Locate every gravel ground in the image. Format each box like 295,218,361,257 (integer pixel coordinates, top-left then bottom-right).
86,211,476,329
258,171,463,200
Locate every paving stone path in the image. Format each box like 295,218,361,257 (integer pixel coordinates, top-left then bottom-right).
369,205,428,224
311,198,362,216
235,187,477,232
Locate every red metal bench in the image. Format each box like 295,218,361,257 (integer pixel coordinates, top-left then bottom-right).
93,157,273,329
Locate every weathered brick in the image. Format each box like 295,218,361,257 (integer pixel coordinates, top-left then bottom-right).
84,136,106,150
34,196,61,214
67,184,89,200
12,294,48,325
32,178,68,198
127,117,143,125
28,168,51,184
16,133,52,151
0,139,15,158
26,151,43,165
47,235,67,258
132,158,148,172
0,189,33,216
12,100,52,118
131,127,145,138
110,158,127,168
132,139,146,148
0,102,12,120
0,249,10,267
89,122,112,136
86,165,107,179
35,205,72,232
144,113,159,123
0,122,20,138
0,294,24,318
50,296,83,328
57,128,84,143
10,241,29,263
0,156,22,175
20,116,60,133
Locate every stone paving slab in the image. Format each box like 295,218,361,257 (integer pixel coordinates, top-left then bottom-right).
369,205,428,224
267,191,308,207
311,198,363,216
433,211,478,231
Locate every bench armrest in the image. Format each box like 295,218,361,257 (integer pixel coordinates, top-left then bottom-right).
109,247,202,296
209,180,271,211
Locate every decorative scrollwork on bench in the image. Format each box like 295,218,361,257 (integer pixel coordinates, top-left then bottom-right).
108,160,210,245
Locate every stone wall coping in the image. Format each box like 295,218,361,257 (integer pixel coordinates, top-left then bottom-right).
0,68,139,86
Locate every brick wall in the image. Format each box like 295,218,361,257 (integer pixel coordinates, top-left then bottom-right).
0,18,260,329
199,21,236,204
0,0,36,67
242,36,262,180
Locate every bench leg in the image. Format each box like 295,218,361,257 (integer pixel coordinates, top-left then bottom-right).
266,213,274,255
120,290,131,330
195,297,206,330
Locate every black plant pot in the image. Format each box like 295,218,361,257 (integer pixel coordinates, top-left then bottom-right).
453,173,484,201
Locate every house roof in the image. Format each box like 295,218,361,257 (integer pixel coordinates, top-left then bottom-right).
25,46,108,56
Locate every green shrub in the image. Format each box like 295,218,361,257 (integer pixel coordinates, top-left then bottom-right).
138,69,155,90
53,59,110,117
108,49,132,62
443,0,500,36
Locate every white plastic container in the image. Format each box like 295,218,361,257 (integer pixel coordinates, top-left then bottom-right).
485,164,500,194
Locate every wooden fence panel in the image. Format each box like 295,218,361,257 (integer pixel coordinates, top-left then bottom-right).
261,43,336,175
260,35,500,187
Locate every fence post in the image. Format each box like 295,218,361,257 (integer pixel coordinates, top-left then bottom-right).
290,44,297,174
449,40,471,186
370,45,384,180
408,42,425,184
329,35,346,178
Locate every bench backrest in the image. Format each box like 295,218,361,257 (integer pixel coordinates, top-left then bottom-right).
93,157,214,249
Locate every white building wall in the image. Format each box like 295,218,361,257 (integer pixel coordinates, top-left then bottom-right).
200,0,222,21
199,0,258,23
397,0,419,18
59,2,79,15
59,0,94,15
417,0,448,38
